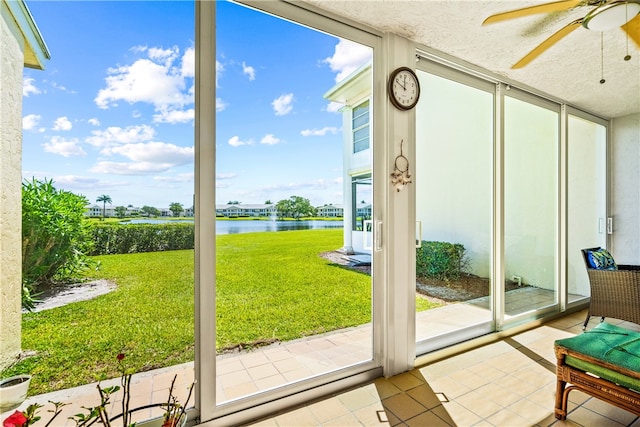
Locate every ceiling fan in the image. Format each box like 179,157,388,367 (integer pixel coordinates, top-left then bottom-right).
483,0,640,68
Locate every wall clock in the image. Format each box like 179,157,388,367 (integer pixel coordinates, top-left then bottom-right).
388,67,420,111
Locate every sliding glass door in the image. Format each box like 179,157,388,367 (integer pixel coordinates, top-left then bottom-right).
503,92,559,319
567,111,608,305
415,63,495,352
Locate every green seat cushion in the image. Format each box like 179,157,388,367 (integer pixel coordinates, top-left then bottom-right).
555,322,640,391
564,355,640,392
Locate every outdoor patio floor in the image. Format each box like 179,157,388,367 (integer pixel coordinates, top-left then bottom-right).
5,298,640,426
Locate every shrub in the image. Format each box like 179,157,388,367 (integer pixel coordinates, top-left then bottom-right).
90,223,194,255
416,241,468,280
22,179,93,296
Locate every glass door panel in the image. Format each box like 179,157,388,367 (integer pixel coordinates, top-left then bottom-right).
215,1,373,405
415,66,494,352
567,113,607,304
503,95,559,318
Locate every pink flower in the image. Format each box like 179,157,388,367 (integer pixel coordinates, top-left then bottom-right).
3,411,27,427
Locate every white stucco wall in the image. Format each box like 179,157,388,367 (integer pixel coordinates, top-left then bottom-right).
1,4,26,369
610,112,640,265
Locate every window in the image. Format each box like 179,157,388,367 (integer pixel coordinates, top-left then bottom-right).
352,174,372,231
352,100,370,153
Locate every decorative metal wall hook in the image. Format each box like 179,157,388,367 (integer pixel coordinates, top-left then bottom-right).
390,139,412,192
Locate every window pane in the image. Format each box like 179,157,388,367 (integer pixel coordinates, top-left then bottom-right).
504,96,558,317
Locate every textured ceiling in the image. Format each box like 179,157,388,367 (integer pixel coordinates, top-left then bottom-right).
301,0,640,119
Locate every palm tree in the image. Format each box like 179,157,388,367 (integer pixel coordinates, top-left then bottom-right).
96,194,112,220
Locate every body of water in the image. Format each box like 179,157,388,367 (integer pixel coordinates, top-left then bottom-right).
124,219,343,235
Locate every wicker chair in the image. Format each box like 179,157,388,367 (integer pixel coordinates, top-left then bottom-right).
581,247,640,330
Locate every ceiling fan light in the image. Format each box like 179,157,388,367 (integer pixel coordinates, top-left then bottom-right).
583,1,640,31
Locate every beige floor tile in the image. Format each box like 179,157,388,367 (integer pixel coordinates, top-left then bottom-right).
320,412,362,426
247,363,280,380
373,378,403,399
254,373,287,391
440,402,482,426
448,369,490,391
405,411,453,427
351,402,390,426
564,406,626,427
274,406,320,426
223,381,259,400
428,375,472,399
387,371,425,391
406,384,443,410
217,368,252,387
241,351,272,369
485,407,532,427
307,398,351,423
581,398,638,425
337,386,381,411
455,391,503,419
507,398,552,424
382,393,427,421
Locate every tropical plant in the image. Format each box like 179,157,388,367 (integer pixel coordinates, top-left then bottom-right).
141,205,161,217
96,195,112,221
416,241,469,280
2,353,194,427
22,178,93,304
168,202,184,217
114,206,127,219
275,195,316,219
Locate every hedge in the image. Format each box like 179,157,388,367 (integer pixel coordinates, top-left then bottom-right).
90,223,194,255
416,241,467,280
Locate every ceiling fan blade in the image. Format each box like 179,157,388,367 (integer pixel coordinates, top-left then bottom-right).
512,19,582,68
622,13,640,48
483,0,582,25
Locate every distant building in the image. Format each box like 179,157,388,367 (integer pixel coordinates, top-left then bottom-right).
215,204,276,217
316,204,343,217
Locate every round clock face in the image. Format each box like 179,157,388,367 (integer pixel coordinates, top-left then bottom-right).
388,67,420,110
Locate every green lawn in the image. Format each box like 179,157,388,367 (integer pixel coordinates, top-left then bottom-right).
10,228,440,395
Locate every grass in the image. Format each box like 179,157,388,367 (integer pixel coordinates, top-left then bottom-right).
8,228,441,396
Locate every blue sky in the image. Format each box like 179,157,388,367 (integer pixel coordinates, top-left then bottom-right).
22,1,372,210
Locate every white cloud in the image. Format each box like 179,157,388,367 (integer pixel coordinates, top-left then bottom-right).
43,136,86,157
301,127,339,137
272,93,294,116
53,116,73,131
216,98,227,112
53,175,103,188
324,38,372,82
23,77,41,96
260,134,282,145
228,136,252,147
154,172,194,183
216,60,224,88
216,173,237,180
51,81,75,93
88,118,101,126
90,161,174,175
110,141,193,165
153,108,194,124
242,62,256,81
147,46,179,66
94,45,194,112
86,125,155,150
181,47,195,78
23,114,41,130
326,101,344,113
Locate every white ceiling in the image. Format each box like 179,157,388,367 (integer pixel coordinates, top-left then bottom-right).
302,0,640,119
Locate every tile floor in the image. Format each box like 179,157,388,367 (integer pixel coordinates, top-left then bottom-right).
4,309,640,426
249,311,640,427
